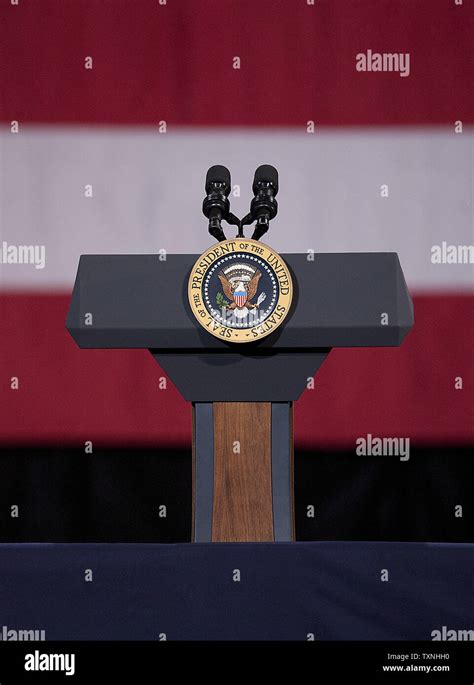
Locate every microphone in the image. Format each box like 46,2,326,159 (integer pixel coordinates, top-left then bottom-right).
202,165,241,242
241,165,279,241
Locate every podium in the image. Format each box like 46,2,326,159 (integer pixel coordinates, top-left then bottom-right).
67,250,413,543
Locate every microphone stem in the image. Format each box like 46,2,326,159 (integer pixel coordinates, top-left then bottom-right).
251,214,270,241
208,210,227,242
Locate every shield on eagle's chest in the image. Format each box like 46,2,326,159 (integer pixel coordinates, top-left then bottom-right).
234,288,248,308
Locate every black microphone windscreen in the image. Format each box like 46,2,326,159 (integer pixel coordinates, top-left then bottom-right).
253,165,279,194
205,165,231,194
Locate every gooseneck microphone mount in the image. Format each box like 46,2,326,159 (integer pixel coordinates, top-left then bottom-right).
202,165,241,242
241,165,279,241
203,164,279,243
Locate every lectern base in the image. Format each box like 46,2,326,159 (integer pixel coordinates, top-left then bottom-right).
192,402,295,542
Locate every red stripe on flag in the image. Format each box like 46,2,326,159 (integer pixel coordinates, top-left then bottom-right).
0,293,472,448
0,0,471,126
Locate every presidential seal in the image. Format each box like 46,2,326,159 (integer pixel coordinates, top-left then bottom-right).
188,239,293,343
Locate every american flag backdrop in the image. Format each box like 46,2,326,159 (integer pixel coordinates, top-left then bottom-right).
0,0,472,452
0,1,472,541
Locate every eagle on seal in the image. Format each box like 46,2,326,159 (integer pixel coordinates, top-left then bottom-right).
218,269,262,309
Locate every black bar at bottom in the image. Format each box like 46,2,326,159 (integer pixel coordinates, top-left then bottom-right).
0,641,470,683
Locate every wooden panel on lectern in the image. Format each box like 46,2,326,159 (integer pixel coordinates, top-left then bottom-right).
212,403,273,542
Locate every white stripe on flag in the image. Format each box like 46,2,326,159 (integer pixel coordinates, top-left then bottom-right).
0,126,472,291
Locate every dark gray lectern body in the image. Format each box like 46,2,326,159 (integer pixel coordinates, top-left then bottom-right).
67,252,413,542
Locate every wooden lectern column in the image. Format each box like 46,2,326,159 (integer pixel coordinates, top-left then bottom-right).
213,403,273,541
192,402,294,542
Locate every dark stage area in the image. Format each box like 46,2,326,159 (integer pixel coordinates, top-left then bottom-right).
0,446,471,544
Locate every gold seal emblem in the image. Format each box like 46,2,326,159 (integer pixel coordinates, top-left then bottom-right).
188,238,293,343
